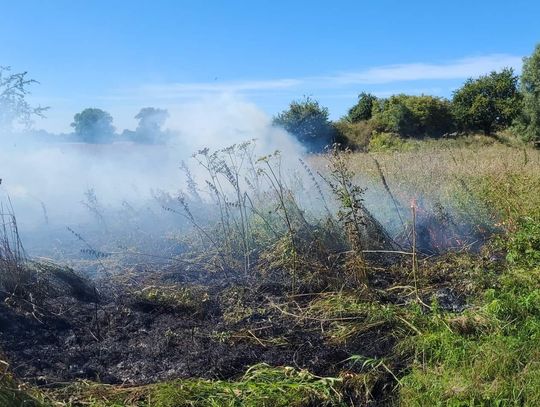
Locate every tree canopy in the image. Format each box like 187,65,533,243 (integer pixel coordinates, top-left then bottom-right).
71,108,115,143
132,107,169,143
273,97,337,152
371,94,454,138
347,92,377,123
452,68,521,135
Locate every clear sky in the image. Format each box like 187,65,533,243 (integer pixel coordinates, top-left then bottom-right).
1,0,539,132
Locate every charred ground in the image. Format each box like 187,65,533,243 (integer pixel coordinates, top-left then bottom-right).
0,248,487,406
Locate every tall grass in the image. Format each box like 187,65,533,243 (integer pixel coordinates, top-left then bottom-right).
394,159,540,406
311,141,540,244
166,141,393,292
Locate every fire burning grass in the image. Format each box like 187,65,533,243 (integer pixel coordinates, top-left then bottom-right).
1,138,540,406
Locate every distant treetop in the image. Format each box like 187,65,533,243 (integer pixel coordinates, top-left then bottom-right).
71,108,116,143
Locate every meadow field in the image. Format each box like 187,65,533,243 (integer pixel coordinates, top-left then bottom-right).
1,136,539,406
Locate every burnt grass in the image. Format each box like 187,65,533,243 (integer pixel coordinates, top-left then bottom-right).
0,251,479,404
0,267,395,377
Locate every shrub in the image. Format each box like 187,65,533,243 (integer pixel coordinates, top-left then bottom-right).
368,132,407,152
0,66,48,130
333,119,373,150
371,94,454,138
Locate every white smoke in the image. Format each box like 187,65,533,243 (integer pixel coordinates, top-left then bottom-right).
0,94,304,253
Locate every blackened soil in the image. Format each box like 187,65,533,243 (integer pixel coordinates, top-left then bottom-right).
0,275,394,387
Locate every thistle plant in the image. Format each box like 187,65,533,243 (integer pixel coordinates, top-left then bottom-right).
322,145,367,252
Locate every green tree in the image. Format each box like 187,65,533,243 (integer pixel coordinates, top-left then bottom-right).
71,108,115,143
273,97,337,151
452,68,521,135
518,44,540,143
347,92,377,123
371,94,454,138
0,66,48,130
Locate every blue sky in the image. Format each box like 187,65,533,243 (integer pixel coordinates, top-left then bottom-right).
1,0,539,132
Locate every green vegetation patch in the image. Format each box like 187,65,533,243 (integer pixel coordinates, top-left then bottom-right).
399,219,540,405
44,364,343,407
506,217,540,268
133,285,210,315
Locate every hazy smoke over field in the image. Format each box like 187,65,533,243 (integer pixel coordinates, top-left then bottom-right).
0,95,304,255
0,92,486,264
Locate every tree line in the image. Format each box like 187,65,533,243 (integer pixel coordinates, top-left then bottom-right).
274,44,540,151
0,67,170,144
2,43,539,148
70,106,170,144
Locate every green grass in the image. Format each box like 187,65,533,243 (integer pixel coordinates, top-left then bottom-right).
41,364,343,407
399,217,540,406
505,217,540,267
300,291,399,345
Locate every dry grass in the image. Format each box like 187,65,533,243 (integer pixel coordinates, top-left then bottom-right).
0,204,30,296
311,141,540,234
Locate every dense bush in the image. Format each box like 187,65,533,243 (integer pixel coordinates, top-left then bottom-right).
333,119,374,150
370,94,454,138
452,68,521,136
367,132,407,152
